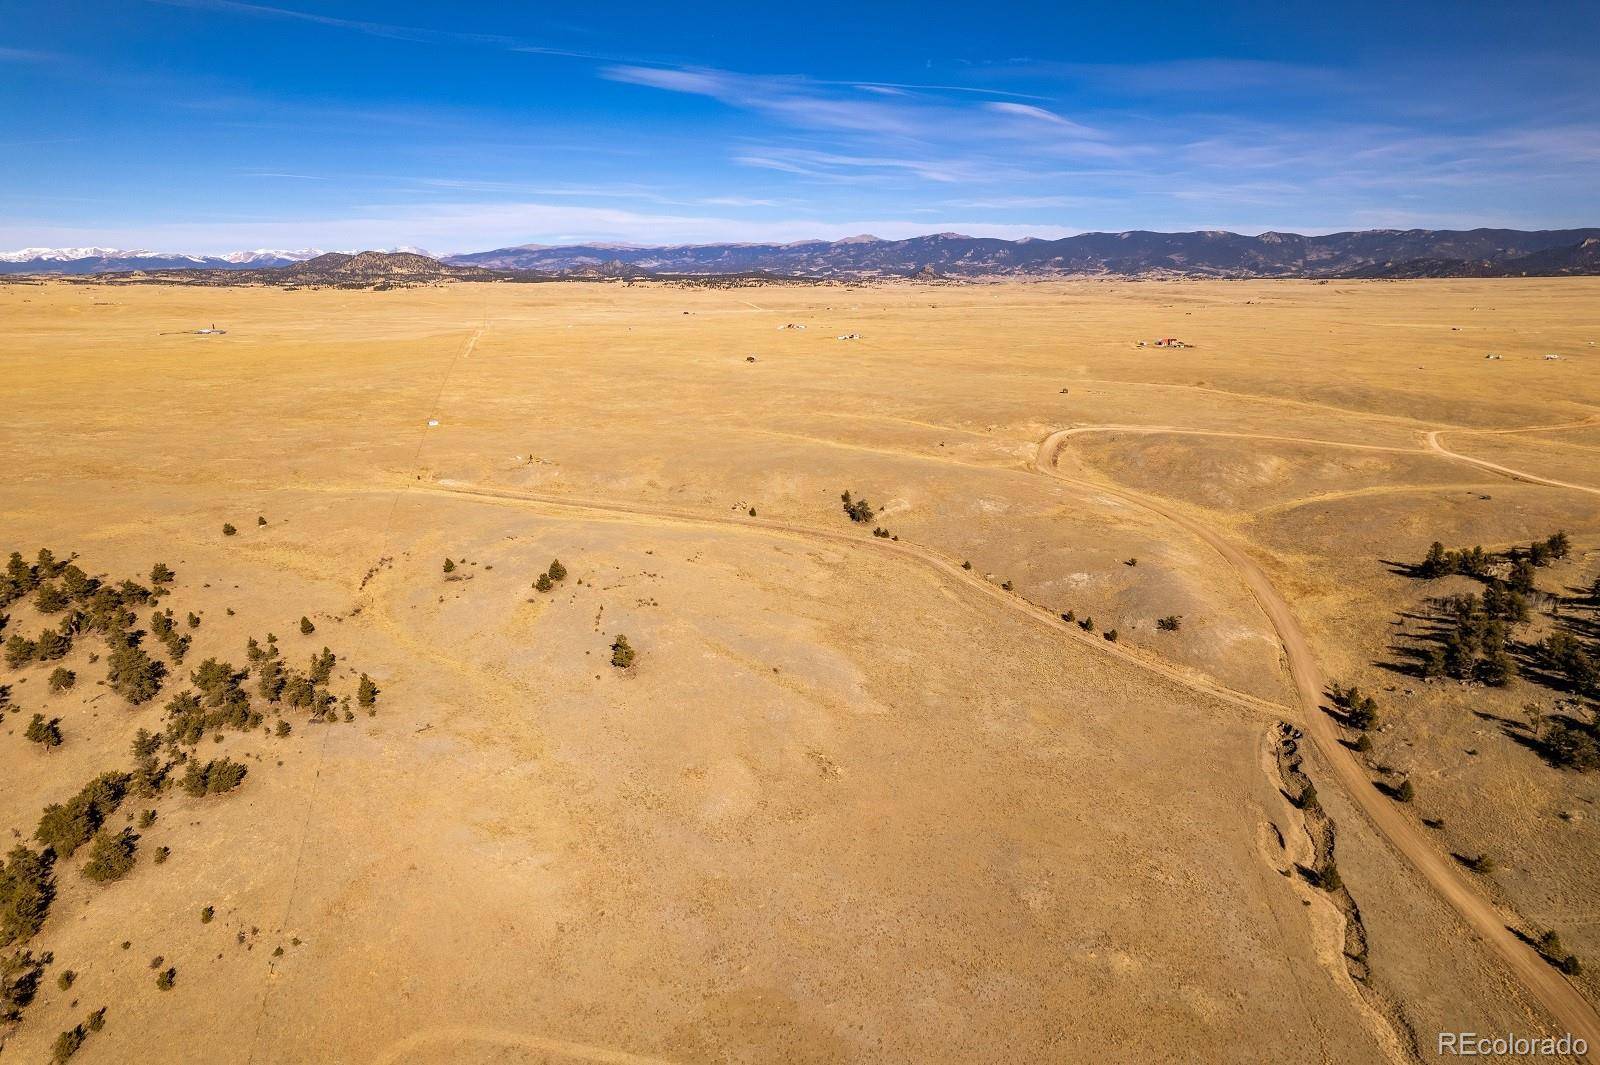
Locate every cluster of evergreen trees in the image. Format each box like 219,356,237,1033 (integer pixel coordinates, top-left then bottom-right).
180,758,248,798
1415,531,1570,580
1420,593,1518,686
1535,633,1599,699
1408,532,1600,774
533,557,567,593
1329,683,1380,730
839,491,874,524
2,549,171,705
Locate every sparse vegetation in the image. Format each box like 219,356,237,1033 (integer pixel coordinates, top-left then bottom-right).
1157,615,1182,632
222,523,237,537
1535,929,1581,975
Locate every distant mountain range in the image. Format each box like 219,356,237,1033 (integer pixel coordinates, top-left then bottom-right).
0,247,326,274
5,229,1599,280
108,250,497,287
445,228,1600,279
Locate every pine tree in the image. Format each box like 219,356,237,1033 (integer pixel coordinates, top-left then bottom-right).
1418,541,1451,578
0,845,55,947
610,635,636,669
107,645,165,704
25,714,62,749
81,829,138,883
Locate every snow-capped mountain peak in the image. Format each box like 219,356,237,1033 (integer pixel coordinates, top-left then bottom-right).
0,247,328,274
218,249,326,264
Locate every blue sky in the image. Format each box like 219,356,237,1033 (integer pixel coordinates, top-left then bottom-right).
3,0,1598,252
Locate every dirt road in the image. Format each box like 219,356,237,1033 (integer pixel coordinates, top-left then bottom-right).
421,479,1288,722
1424,428,1600,498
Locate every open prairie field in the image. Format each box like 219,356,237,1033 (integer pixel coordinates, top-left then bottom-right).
1,277,1597,1063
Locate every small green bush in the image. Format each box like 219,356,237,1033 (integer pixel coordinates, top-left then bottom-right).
51,1025,85,1063
610,635,636,669
222,524,237,537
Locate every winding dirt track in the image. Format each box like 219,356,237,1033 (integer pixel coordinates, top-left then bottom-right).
1425,428,1600,498
1037,424,1600,1057
420,479,1288,722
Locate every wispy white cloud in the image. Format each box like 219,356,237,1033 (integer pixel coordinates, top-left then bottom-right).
146,0,625,60
0,45,62,63
984,101,1100,136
